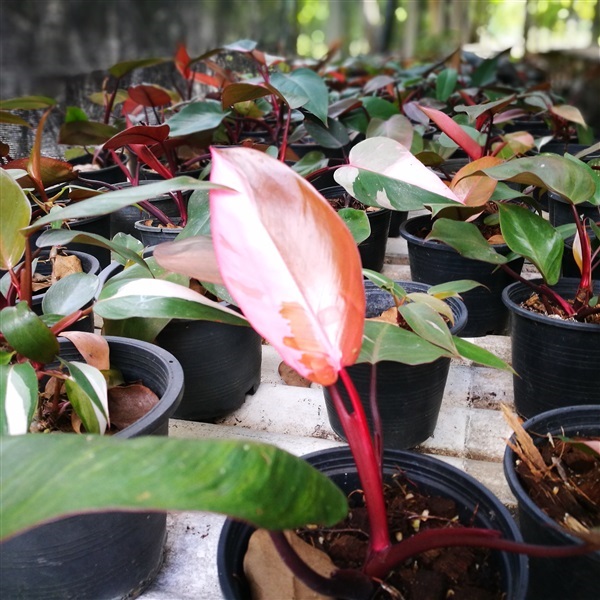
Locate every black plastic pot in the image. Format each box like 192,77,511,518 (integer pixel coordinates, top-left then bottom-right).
156,317,262,422
100,260,262,422
218,446,528,600
387,210,408,237
547,190,600,227
0,336,184,599
503,405,600,600
502,279,600,417
134,218,183,246
319,186,391,273
70,153,128,186
323,281,467,449
108,181,185,240
400,214,524,336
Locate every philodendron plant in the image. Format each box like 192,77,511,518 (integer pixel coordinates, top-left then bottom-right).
2,147,598,598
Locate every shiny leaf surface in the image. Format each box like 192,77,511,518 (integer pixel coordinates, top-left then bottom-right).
0,170,31,270
0,435,348,539
0,363,37,435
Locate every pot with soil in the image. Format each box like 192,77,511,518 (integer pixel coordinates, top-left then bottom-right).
322,280,467,449
134,217,183,246
0,336,184,599
218,446,528,600
400,213,524,337
547,190,600,227
503,404,600,600
502,279,600,418
319,186,391,273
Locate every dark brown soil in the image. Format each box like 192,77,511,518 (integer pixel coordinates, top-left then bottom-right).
325,193,376,213
296,472,505,600
515,437,600,533
521,292,600,325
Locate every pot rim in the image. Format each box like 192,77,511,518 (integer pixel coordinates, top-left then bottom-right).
502,278,600,332
399,213,512,252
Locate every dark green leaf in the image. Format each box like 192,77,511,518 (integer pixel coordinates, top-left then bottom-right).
360,96,399,120
0,96,56,110
58,121,120,146
0,435,348,539
166,101,229,137
453,337,514,372
427,219,508,264
435,68,458,102
304,117,349,149
0,303,59,364
289,69,329,125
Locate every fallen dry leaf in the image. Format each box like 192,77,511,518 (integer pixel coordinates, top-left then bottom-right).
244,529,335,600
278,362,312,387
59,332,110,371
51,254,83,284
108,383,159,430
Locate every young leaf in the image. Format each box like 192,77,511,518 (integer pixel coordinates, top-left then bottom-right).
0,435,348,539
108,57,168,79
498,203,563,284
453,337,514,372
358,321,451,365
63,360,109,435
165,101,229,137
435,68,458,102
0,363,37,435
205,147,365,386
0,170,31,270
427,280,484,298
398,302,457,354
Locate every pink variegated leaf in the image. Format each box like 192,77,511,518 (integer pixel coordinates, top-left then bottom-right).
208,147,365,386
418,105,484,161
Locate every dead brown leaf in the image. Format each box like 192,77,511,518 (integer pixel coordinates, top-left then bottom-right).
108,383,159,430
278,362,312,387
244,530,335,600
59,332,110,371
51,254,83,283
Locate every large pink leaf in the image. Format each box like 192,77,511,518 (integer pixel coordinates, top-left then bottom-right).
208,147,365,385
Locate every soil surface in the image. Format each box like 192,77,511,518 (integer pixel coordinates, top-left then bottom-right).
296,472,505,600
521,292,600,325
515,437,600,533
325,192,379,213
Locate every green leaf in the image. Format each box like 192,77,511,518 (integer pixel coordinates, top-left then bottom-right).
358,320,451,364
360,96,399,120
0,170,31,269
35,229,150,272
0,363,37,435
28,177,229,230
223,39,258,53
95,279,248,326
498,203,563,284
270,72,310,110
427,280,485,298
291,151,328,177
166,101,229,137
435,68,457,102
427,219,508,264
41,273,99,316
289,69,329,125
398,302,456,354
563,154,600,207
470,56,500,87
453,337,514,372
0,435,348,539
63,360,108,434
176,189,211,240
64,106,89,123
483,154,596,205
366,114,413,147
338,208,371,244
0,96,56,110
108,57,167,79
0,111,31,127
0,303,59,364
304,117,350,149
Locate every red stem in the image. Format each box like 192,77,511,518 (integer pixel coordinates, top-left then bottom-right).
328,370,391,557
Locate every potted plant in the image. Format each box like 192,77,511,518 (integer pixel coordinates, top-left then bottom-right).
0,169,185,598
503,404,600,600
422,153,599,416
3,147,598,599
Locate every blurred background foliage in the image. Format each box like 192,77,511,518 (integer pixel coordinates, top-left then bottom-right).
1,0,599,127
